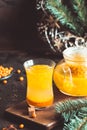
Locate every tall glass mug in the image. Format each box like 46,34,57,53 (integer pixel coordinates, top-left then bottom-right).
24,58,56,108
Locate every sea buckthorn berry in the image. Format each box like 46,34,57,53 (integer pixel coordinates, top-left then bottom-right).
19,76,24,81
31,111,37,118
19,124,24,129
9,67,13,71
3,80,7,84
0,65,13,78
17,69,21,74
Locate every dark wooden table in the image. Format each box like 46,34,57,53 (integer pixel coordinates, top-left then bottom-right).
0,50,63,130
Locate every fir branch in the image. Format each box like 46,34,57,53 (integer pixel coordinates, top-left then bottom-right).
71,0,87,25
62,109,87,130
55,98,87,130
63,114,87,130
55,98,87,114
63,114,82,130
78,107,87,118
45,0,86,36
45,0,76,31
77,117,87,130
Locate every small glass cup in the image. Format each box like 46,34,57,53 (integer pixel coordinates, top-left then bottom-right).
24,58,56,109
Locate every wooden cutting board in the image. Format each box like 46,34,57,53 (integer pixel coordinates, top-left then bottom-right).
5,86,82,130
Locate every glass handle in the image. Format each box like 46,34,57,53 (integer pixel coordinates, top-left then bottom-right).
62,65,72,82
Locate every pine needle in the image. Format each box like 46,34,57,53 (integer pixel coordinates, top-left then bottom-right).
55,98,87,130
45,0,87,36
72,0,87,24
45,0,77,31
55,98,87,114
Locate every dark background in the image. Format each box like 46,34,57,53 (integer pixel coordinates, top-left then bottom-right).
0,0,48,54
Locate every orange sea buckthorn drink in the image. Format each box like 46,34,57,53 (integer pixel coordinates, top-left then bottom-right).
54,63,87,96
24,58,55,108
53,46,87,96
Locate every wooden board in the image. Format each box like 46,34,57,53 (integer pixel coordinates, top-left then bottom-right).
5,87,82,130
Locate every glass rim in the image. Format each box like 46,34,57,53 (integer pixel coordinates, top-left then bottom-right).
23,58,56,68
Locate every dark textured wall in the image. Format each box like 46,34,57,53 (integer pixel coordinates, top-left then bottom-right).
0,0,43,53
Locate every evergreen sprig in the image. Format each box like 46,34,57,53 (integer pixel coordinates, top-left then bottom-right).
55,98,87,113
63,115,87,130
55,98,87,130
45,0,87,36
62,108,87,130
72,0,87,23
45,0,76,32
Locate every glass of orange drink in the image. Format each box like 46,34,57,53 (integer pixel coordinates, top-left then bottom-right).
24,58,56,109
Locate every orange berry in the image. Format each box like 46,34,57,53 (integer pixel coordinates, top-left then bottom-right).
32,112,37,118
17,69,21,74
0,66,13,78
10,67,13,71
3,80,7,84
19,76,24,81
19,123,24,129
